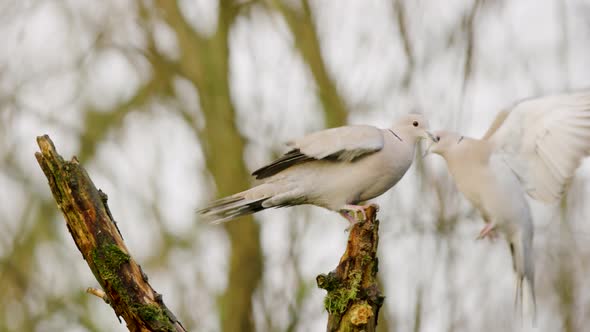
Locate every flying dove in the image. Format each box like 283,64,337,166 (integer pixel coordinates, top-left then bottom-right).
429,90,590,320
199,114,432,225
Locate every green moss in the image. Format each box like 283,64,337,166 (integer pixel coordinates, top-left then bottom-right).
134,303,162,320
95,244,129,268
131,304,176,332
91,243,130,299
92,244,130,278
324,271,362,314
317,272,340,291
92,245,175,331
325,288,357,314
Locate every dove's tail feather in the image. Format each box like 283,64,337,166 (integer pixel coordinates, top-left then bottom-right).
198,184,283,224
522,229,537,326
199,195,267,224
511,229,537,325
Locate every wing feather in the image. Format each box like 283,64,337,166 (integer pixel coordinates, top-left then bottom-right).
481,110,511,140
252,125,384,180
489,90,590,203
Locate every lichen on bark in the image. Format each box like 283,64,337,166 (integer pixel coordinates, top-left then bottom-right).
317,205,384,332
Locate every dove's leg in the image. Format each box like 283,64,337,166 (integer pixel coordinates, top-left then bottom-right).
338,210,358,225
339,203,380,222
476,222,497,240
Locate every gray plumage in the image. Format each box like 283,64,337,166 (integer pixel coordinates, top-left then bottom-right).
199,114,431,224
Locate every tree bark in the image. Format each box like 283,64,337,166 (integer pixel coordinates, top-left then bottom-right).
34,135,186,332
317,205,384,332
152,2,263,330
271,0,348,128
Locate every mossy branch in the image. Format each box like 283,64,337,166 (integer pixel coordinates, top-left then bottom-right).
34,135,186,332
317,205,384,332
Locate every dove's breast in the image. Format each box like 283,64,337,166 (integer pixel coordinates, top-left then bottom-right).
353,135,415,202
448,149,531,234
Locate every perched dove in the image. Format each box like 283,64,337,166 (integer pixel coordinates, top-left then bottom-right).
429,90,590,319
199,114,432,225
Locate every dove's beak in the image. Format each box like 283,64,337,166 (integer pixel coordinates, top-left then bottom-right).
421,131,437,158
426,131,438,142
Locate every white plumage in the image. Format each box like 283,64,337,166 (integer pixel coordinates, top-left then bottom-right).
430,90,590,321
489,92,590,202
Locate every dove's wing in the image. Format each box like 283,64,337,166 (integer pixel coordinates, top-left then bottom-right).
252,125,384,179
487,91,590,203
481,109,510,140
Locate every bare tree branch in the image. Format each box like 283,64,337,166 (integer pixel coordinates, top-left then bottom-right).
152,1,264,330
35,135,186,332
393,0,415,89
461,0,482,93
269,0,348,127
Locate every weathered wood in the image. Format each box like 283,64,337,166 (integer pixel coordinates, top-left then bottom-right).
35,135,186,332
317,205,384,332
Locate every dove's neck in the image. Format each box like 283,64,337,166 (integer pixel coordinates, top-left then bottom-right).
442,137,495,210
444,137,492,167
391,125,421,146
443,137,497,194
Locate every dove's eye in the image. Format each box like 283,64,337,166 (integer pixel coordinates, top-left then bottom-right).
436,136,440,142
412,121,419,127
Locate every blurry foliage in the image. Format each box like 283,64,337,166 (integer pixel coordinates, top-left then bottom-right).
1,0,590,331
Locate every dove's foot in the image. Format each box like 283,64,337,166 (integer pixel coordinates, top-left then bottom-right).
476,223,498,240
340,204,369,221
338,205,367,232
339,204,379,231
339,205,367,231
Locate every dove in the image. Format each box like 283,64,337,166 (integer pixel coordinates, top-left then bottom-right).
199,114,433,225
428,90,590,320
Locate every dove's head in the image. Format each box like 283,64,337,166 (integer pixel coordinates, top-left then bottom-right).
394,113,433,141
428,130,465,157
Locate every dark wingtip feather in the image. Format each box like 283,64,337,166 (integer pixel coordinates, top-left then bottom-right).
251,149,315,179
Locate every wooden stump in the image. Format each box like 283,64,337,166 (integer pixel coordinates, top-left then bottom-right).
317,205,384,332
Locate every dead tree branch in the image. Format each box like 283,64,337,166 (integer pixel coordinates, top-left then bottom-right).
317,205,384,332
34,135,186,332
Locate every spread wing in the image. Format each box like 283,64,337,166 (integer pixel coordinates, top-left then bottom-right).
252,125,384,179
487,90,590,203
481,109,511,140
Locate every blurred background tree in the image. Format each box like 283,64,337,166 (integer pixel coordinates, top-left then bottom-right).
1,0,590,331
